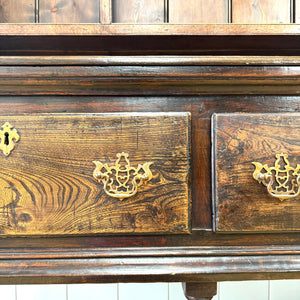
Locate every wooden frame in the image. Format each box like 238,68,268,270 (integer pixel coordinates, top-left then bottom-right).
0,54,299,299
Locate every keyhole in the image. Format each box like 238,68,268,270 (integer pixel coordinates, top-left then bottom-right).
4,132,9,146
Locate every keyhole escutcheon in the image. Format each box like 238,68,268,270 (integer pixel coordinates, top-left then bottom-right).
4,132,9,146
0,122,20,156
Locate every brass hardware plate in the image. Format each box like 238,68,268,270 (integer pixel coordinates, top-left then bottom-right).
0,122,19,156
93,152,153,200
253,153,300,201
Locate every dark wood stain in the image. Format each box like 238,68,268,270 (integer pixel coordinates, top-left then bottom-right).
0,10,298,294
0,113,190,235
213,113,300,232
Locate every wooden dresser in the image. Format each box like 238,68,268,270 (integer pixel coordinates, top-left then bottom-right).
0,1,300,299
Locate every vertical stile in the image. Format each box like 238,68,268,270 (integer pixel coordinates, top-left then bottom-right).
164,0,169,23
35,0,39,23
291,0,295,23
100,0,112,24
228,0,232,23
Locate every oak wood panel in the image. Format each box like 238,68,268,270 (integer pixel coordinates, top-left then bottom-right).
39,0,99,24
232,0,291,23
112,0,164,23
169,0,228,23
0,0,35,23
213,113,300,232
0,113,190,236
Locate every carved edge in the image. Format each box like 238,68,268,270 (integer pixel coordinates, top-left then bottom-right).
0,245,300,259
0,254,298,284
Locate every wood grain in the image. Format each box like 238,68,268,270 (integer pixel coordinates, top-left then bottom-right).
112,0,164,23
232,0,291,23
0,24,300,36
100,0,112,24
0,0,35,23
39,0,99,23
0,113,190,235
1,64,300,96
213,113,300,232
169,0,228,23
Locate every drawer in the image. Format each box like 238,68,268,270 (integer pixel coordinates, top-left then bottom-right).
0,113,190,235
213,113,300,232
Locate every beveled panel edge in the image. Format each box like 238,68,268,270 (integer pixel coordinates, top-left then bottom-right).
0,245,300,259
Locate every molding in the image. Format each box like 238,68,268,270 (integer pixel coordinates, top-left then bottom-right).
0,24,300,36
0,58,299,95
1,56,300,66
0,246,299,259
0,254,298,284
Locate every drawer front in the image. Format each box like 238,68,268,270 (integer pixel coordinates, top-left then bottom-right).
0,113,190,235
213,113,300,232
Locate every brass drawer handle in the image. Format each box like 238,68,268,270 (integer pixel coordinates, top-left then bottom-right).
0,122,19,156
252,153,300,201
93,152,153,200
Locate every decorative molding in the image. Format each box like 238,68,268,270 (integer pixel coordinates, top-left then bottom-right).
0,254,298,284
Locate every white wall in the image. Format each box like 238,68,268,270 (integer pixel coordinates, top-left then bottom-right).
1,280,299,300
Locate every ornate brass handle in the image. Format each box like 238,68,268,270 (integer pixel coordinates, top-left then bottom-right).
252,153,300,201
93,152,153,200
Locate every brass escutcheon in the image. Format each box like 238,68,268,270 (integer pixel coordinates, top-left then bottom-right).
252,153,300,201
93,152,153,200
0,122,20,156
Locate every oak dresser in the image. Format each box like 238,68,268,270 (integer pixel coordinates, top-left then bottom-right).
0,1,300,299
